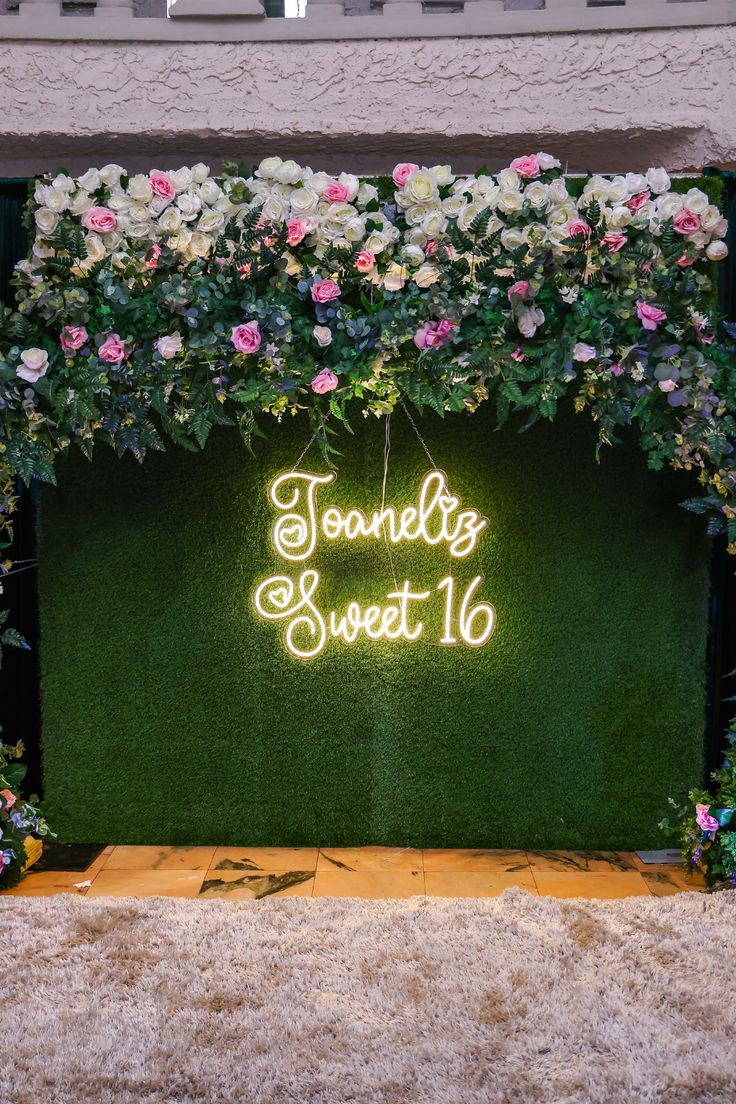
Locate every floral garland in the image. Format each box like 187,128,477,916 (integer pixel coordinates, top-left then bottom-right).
0,152,735,885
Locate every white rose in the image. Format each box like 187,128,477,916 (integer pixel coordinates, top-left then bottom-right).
656,194,684,219
34,208,59,235
17,348,49,384
170,167,193,193
156,333,183,359
290,188,319,216
128,174,153,203
191,163,211,184
98,164,124,187
77,168,102,192
189,232,212,258
537,152,561,171
84,233,106,263
159,207,183,233
343,217,366,242
524,181,549,208
501,227,527,251
413,264,441,288
646,167,671,194
429,164,454,187
356,183,379,207
517,305,545,338
624,173,648,195
683,188,709,215
275,159,303,185
198,179,221,205
198,209,225,235
497,190,524,216
383,262,407,291
404,171,438,205
401,243,425,266
257,156,283,179
313,325,333,347
706,240,729,261
496,168,520,192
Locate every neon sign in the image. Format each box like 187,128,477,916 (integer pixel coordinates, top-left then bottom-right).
253,469,496,660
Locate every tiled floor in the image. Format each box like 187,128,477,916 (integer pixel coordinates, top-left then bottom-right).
3,846,706,900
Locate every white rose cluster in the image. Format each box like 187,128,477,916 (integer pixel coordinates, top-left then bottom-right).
26,154,728,284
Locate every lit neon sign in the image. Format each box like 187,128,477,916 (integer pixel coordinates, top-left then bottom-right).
254,469,496,660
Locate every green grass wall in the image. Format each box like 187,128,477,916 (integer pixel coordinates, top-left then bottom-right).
37,405,710,849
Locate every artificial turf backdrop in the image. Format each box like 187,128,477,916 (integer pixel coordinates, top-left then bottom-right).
37,405,710,849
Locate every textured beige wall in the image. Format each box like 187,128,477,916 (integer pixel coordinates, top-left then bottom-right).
0,25,733,174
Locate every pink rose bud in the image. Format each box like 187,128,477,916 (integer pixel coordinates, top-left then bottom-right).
60,325,88,353
601,232,628,254
392,163,420,188
310,368,339,394
566,219,592,239
83,207,117,234
311,279,341,303
149,171,175,201
98,333,126,364
355,250,376,273
286,219,307,246
510,155,540,179
322,180,350,204
507,280,530,302
673,208,701,235
636,301,667,331
626,191,650,213
230,320,261,355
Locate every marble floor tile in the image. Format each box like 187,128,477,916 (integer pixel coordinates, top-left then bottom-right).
199,869,315,900
527,850,637,873
642,869,707,896
104,846,216,871
425,871,537,897
423,849,530,873
313,869,425,898
532,871,652,899
86,869,205,897
210,847,319,872
317,847,422,873
2,871,92,896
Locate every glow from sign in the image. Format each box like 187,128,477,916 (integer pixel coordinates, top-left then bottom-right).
254,468,496,660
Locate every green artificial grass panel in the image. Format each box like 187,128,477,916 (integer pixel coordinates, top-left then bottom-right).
37,405,710,849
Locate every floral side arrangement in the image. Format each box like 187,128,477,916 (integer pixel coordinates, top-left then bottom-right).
664,721,736,891
0,736,53,888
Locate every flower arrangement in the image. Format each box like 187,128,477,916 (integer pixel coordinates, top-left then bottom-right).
664,721,736,891
0,736,52,888
0,154,734,882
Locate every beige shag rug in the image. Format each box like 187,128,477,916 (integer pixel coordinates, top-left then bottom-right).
1,889,734,1103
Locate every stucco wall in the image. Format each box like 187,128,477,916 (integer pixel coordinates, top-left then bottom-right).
0,24,733,174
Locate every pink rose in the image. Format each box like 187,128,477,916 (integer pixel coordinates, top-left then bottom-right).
637,302,667,331
566,219,592,239
510,155,540,179
323,180,350,204
673,209,701,235
696,803,720,834
83,206,117,234
677,253,696,268
286,219,307,246
60,325,88,353
310,368,339,394
230,321,261,355
0,788,16,810
355,250,376,273
149,171,175,202
507,280,530,302
627,191,650,213
311,279,341,303
98,333,126,364
392,163,420,188
602,232,628,254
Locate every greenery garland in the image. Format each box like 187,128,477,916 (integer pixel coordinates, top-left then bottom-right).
0,153,735,886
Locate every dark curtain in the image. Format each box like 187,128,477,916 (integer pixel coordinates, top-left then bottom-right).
0,179,41,796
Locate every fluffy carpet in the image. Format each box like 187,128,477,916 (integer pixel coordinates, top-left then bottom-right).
1,889,734,1103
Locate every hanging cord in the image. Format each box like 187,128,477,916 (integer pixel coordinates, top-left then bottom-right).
380,413,399,593
399,398,438,470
